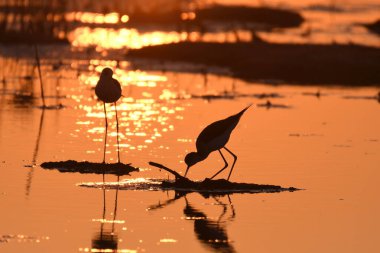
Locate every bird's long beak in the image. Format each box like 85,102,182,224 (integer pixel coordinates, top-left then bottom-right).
184,166,190,178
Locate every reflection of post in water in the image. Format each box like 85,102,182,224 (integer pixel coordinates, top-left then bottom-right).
25,109,45,198
184,196,236,253
92,175,120,252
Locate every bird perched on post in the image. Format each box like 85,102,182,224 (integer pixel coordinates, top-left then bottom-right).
95,67,122,163
184,104,252,181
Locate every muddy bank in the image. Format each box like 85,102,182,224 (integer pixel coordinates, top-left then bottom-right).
41,160,138,175
161,178,298,194
148,162,299,194
128,41,380,86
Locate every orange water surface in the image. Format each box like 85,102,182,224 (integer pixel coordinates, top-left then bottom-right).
0,0,380,251
0,51,379,252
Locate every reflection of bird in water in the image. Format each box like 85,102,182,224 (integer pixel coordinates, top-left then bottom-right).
92,175,120,252
184,105,251,181
95,68,122,163
184,196,236,253
147,192,236,253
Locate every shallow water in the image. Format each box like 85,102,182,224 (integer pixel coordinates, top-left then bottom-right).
1,1,380,251
0,50,379,252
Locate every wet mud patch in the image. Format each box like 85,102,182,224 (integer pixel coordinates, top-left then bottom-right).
40,160,139,175
79,177,298,195
159,178,299,194
144,162,299,194
79,162,300,194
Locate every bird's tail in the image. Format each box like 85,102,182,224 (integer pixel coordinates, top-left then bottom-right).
238,103,253,116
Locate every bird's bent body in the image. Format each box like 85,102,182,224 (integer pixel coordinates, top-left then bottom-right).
184,105,251,180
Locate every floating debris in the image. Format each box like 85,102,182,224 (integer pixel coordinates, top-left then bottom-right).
257,100,291,109
40,160,138,175
343,92,380,103
302,90,323,98
191,93,236,100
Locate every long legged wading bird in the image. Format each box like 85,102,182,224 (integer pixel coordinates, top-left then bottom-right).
184,104,252,181
95,68,122,163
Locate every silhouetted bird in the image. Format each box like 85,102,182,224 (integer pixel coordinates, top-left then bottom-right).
184,104,252,180
95,68,122,163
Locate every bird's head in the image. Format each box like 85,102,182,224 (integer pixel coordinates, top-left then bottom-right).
100,67,113,79
184,152,204,177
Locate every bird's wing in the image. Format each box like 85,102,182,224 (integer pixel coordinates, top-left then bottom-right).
196,118,234,150
196,107,250,149
113,78,122,93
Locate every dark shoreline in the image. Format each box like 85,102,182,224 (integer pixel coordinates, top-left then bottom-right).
364,20,380,35
128,41,380,86
127,5,303,29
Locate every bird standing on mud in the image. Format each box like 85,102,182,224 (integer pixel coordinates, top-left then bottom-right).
184,104,252,181
95,67,122,163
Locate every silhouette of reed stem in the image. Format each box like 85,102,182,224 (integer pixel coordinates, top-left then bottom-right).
33,43,46,107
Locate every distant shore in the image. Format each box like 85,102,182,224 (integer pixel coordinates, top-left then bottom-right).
128,41,380,86
364,20,380,35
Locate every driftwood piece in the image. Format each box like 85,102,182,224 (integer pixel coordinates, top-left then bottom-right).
149,162,299,194
41,160,139,175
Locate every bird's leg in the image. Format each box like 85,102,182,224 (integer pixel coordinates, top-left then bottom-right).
114,102,120,164
224,147,237,181
103,102,108,164
210,149,229,180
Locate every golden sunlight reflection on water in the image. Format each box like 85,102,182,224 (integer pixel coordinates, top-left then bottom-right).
70,28,183,50
66,12,128,25
66,7,379,51
74,62,185,157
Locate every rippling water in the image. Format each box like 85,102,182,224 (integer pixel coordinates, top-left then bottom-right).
0,46,379,252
